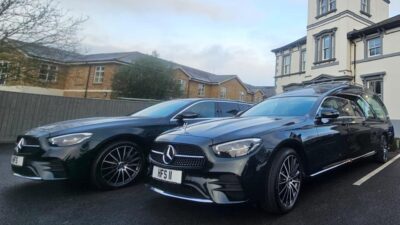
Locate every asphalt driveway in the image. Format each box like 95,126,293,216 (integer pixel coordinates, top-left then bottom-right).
1,144,400,225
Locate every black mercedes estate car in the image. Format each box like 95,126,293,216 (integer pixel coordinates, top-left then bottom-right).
11,98,251,189
149,83,395,213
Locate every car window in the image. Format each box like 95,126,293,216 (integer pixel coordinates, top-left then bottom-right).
356,98,374,119
363,94,388,120
131,99,193,117
219,102,239,117
321,97,355,117
350,101,364,117
239,103,252,112
183,102,216,118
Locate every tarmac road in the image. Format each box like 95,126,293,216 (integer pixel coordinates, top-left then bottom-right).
1,144,400,225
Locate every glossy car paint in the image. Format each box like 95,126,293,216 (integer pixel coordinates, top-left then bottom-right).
11,99,251,181
149,84,394,204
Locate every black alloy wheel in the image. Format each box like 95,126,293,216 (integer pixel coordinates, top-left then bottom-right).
91,141,144,190
277,155,302,209
375,136,389,163
261,148,303,214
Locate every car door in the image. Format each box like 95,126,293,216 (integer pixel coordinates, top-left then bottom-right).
313,97,352,169
345,99,373,158
359,94,390,152
178,101,218,124
217,102,240,117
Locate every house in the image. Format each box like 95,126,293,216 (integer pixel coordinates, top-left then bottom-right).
0,41,274,102
272,0,400,135
174,67,273,103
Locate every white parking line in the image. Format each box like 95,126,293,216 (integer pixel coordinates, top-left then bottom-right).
353,154,400,186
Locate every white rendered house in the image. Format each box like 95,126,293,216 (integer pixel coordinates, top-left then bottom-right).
272,0,400,136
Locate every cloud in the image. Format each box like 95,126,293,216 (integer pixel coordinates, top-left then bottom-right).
63,0,236,21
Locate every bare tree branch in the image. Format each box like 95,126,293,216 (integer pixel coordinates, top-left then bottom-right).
0,0,87,85
0,0,87,51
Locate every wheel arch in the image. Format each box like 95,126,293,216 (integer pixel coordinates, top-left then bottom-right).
271,139,309,175
93,133,147,156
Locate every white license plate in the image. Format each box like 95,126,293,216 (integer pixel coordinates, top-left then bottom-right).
152,166,182,184
11,155,24,167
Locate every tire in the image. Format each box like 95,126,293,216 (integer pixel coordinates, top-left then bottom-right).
375,136,389,164
91,141,145,190
261,148,303,214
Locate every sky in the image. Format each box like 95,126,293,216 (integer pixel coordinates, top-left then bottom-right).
60,0,400,86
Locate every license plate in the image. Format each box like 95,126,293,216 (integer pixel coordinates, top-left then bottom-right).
11,155,24,167
152,166,182,184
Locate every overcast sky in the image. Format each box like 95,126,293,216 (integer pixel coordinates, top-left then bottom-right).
60,0,400,86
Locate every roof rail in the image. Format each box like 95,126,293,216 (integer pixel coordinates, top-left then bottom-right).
304,81,364,88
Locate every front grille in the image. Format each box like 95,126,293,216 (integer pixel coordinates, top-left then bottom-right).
17,136,41,146
15,136,42,155
150,143,206,169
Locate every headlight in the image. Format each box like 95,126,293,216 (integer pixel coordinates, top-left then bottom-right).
212,138,262,158
48,133,92,147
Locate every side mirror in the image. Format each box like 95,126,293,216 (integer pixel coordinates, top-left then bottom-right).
318,108,340,119
176,112,199,124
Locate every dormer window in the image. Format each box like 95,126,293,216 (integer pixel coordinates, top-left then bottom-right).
317,0,336,18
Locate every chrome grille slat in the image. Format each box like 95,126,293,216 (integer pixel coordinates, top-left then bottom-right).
150,143,206,169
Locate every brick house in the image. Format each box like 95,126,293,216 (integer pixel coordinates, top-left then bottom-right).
0,41,274,102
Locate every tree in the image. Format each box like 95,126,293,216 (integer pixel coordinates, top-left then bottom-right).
151,50,159,58
0,0,86,85
112,57,182,100
0,0,86,51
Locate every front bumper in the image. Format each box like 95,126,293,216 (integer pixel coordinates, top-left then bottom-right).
11,135,93,181
148,136,270,204
12,156,68,181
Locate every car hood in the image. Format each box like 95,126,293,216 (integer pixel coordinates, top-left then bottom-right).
166,116,304,144
25,116,160,137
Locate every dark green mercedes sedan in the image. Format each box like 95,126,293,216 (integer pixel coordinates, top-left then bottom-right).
11,98,251,189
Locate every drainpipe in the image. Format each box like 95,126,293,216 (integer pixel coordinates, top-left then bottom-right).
351,40,357,83
84,64,92,98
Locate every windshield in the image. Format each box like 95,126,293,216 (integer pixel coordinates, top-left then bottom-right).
131,99,193,118
242,97,317,117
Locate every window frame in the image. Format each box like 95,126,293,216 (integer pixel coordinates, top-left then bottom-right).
220,86,227,99
0,60,10,85
300,50,307,72
322,35,332,60
197,83,205,97
367,37,382,58
39,64,58,83
93,66,105,84
316,0,336,18
239,91,245,101
314,28,337,64
361,0,370,14
366,79,383,100
282,54,291,75
177,79,187,92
